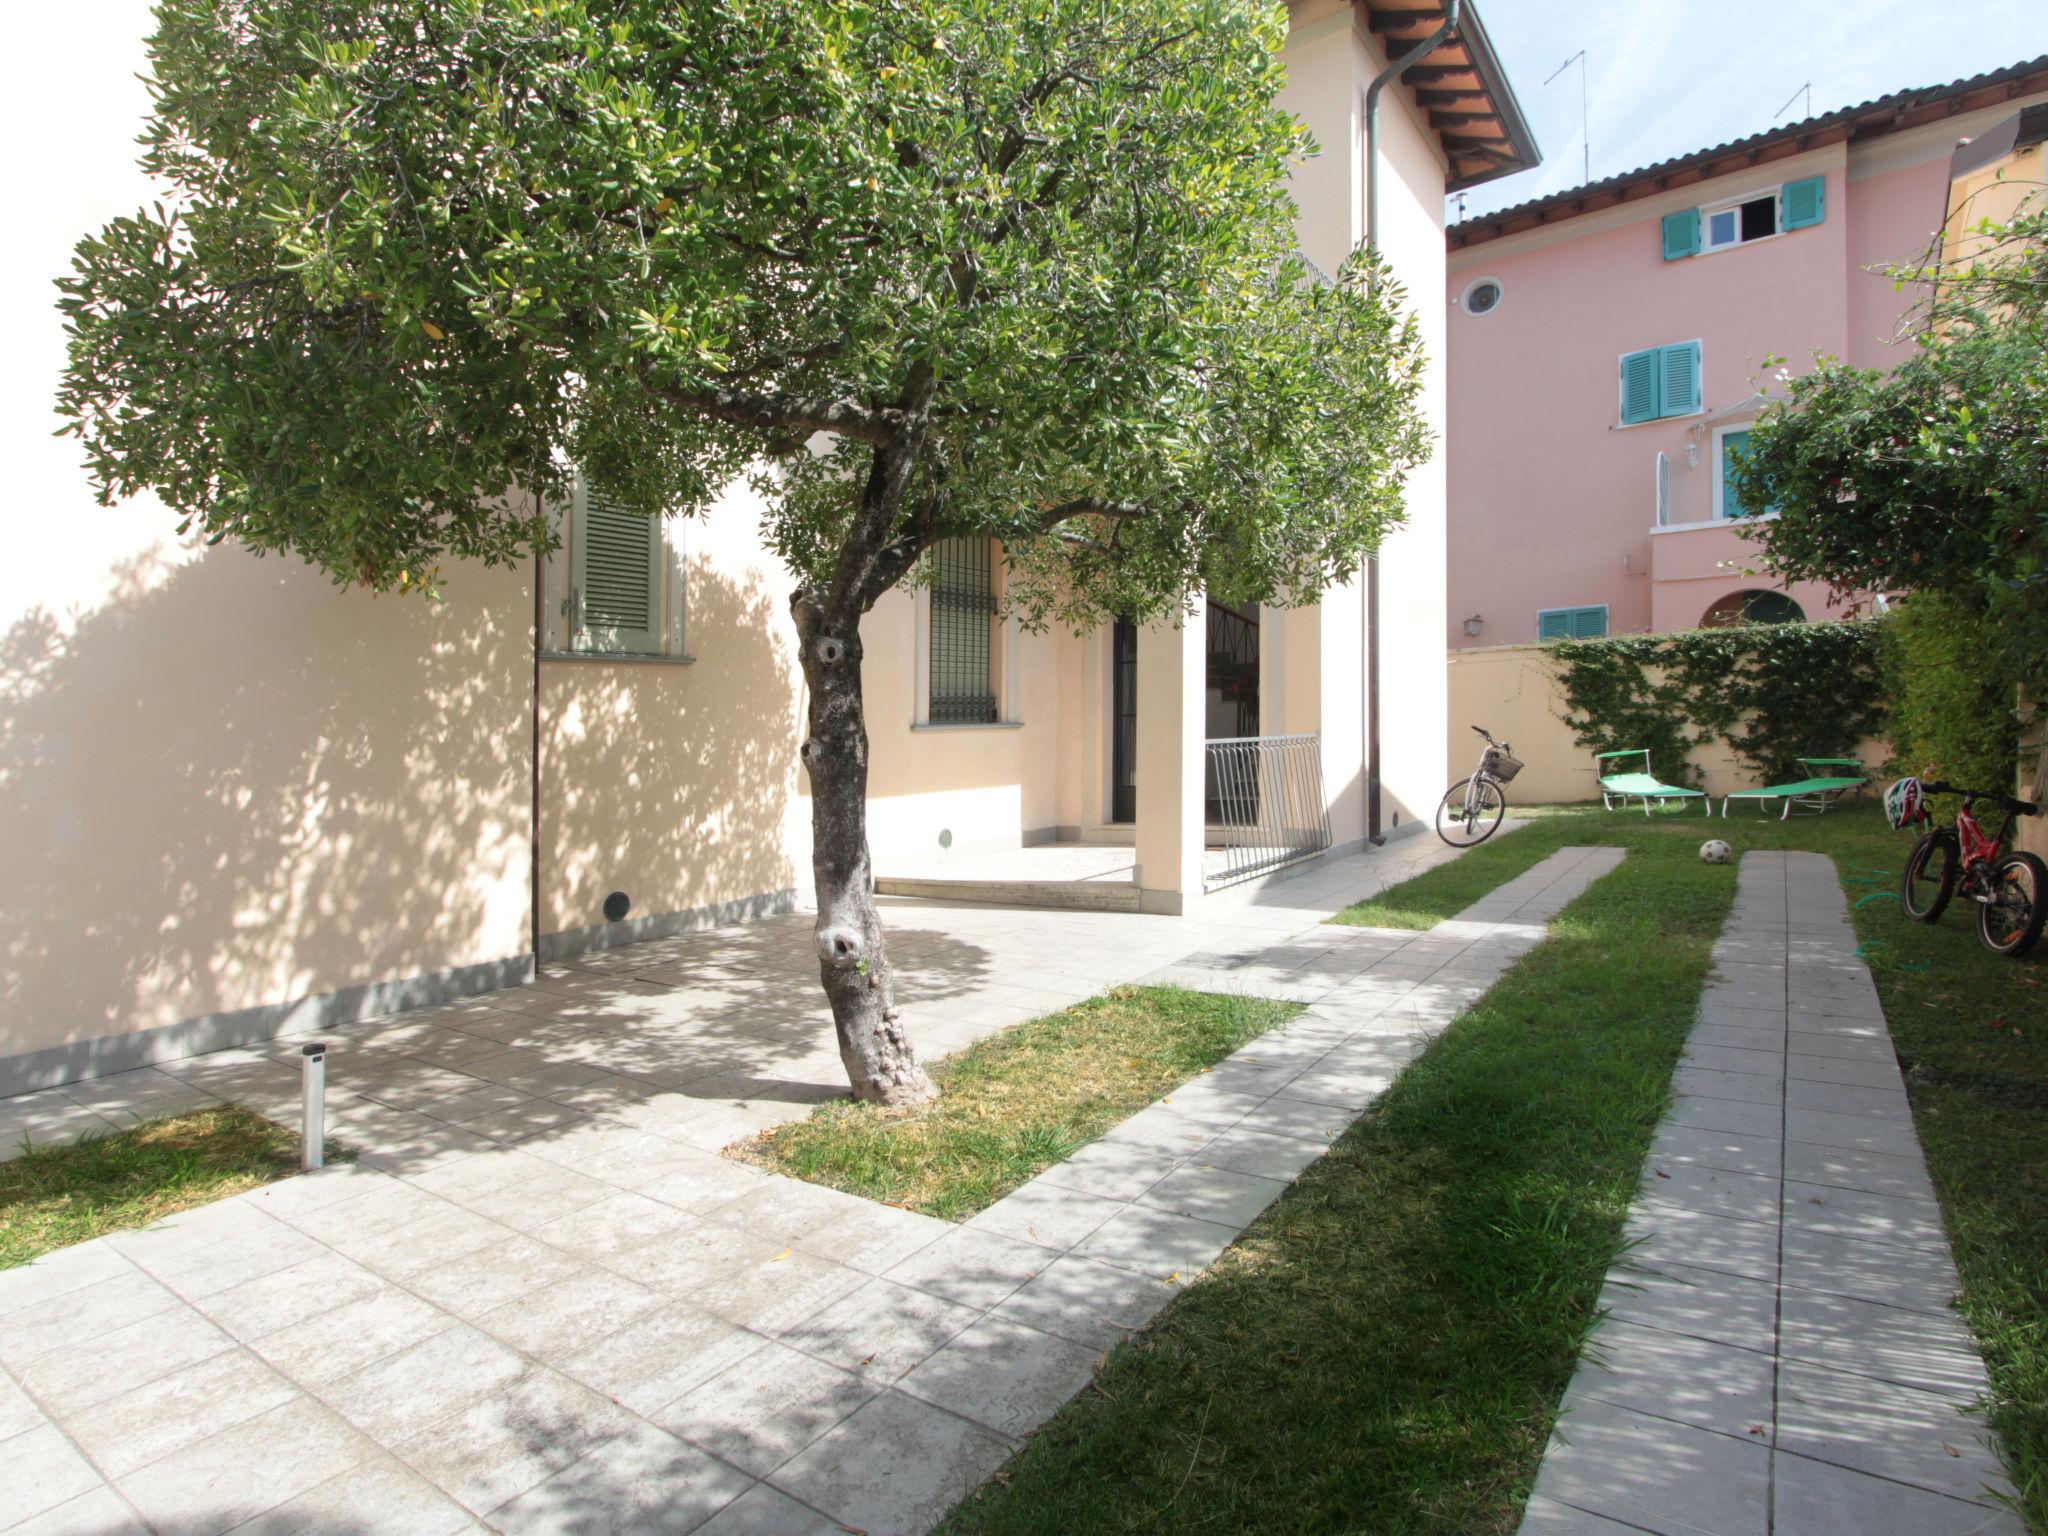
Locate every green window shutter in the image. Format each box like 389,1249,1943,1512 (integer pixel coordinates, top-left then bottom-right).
1571,606,1609,638
1620,348,1661,424
1658,340,1701,417
1781,175,1826,230
572,478,662,653
929,536,997,723
1661,208,1700,260
1537,609,1572,641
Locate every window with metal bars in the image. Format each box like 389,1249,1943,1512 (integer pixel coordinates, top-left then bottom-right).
928,536,997,724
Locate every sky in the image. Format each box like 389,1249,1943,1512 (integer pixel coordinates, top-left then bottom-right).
1455,0,2048,221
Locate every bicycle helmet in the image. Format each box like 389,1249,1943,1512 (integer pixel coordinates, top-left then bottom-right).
1885,776,1925,830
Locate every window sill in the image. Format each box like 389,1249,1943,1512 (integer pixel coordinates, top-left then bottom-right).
1697,228,1790,258
912,720,1025,732
1650,513,1779,535
540,650,697,667
1614,409,1704,431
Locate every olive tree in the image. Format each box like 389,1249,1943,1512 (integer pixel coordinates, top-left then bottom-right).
58,0,1430,1105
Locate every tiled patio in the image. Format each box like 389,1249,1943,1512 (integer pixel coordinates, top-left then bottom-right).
3,837,2013,1536
1519,851,2020,1536
0,831,1477,1166
1,830,1534,1535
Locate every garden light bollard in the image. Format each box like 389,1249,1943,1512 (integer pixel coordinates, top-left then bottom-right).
300,1043,326,1171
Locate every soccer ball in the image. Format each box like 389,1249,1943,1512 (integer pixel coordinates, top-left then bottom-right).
1701,839,1732,864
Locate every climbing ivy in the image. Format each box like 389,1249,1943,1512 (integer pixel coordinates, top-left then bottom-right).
1548,622,1888,788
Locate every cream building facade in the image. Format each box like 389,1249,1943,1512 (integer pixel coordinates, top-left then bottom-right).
0,1,1535,1093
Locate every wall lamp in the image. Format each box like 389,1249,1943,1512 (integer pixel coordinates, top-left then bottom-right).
1463,614,1485,637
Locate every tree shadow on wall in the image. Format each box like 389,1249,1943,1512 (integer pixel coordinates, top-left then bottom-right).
0,545,534,1072
540,558,805,946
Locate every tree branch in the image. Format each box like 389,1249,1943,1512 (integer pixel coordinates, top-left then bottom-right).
655,381,903,446
1037,496,1151,530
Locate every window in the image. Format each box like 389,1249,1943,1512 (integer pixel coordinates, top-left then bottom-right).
1714,427,1780,520
1538,605,1609,640
1460,276,1504,315
550,471,687,658
1703,590,1804,627
1703,192,1777,251
1620,340,1702,424
1661,175,1825,261
928,536,997,724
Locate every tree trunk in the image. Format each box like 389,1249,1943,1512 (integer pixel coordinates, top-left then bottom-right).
793,590,938,1107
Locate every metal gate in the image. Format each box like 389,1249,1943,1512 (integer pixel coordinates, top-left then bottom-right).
1204,733,1331,888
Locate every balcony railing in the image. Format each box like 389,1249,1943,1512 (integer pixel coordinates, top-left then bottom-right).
1204,732,1332,889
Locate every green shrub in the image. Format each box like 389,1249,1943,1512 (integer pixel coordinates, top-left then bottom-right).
1881,591,2023,790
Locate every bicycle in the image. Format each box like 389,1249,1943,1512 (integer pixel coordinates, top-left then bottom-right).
1889,777,2046,958
1437,725,1522,847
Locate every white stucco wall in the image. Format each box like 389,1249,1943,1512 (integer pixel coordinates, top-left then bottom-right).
1,1,535,1083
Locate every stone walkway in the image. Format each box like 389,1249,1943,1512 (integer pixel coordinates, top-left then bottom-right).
1520,851,2020,1536
0,831,1629,1536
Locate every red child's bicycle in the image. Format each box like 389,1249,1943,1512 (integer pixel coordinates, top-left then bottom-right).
1887,777,2045,958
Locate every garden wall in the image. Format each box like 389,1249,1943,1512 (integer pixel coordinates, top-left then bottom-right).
2022,700,2047,861
1447,642,1888,804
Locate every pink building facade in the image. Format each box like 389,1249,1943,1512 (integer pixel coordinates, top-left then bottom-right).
1445,57,2048,650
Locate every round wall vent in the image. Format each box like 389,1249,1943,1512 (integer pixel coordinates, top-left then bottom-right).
602,891,632,923
1461,277,1504,315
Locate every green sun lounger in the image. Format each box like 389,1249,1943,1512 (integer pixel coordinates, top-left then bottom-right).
1721,758,1870,819
1597,749,1710,817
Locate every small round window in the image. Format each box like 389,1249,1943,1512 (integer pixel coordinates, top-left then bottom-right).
1462,277,1504,315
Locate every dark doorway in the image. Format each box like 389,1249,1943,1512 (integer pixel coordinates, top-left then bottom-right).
1205,600,1261,823
1111,617,1138,823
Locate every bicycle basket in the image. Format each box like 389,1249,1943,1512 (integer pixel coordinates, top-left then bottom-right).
1482,747,1524,782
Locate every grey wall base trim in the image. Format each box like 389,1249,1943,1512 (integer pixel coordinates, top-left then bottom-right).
0,953,536,1100
540,887,798,962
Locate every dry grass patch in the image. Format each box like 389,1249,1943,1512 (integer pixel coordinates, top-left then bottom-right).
1,1106,336,1268
734,985,1299,1220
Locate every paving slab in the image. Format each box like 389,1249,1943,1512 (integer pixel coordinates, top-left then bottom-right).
653,1339,880,1479
1515,851,2017,1536
767,1390,1015,1536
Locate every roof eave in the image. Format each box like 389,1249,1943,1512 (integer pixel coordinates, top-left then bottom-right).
1448,52,2048,245
1443,3,1540,192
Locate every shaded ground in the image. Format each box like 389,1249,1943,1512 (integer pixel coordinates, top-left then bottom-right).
1,1108,334,1269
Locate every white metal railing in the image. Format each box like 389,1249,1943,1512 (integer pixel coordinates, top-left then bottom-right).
1204,732,1332,889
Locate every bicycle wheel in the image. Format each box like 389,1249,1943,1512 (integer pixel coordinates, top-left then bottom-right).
1976,852,2048,958
1900,830,1958,922
1436,775,1505,847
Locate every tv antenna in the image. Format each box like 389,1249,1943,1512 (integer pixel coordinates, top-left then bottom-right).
1775,80,1813,121
1545,50,1590,185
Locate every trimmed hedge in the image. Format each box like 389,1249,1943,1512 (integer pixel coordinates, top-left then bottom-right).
1881,592,2024,791
1549,621,1887,789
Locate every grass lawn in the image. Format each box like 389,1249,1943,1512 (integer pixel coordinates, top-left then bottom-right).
945,816,1730,1535
1335,800,2048,1527
735,986,1298,1220
945,801,2047,1535
1,1106,329,1269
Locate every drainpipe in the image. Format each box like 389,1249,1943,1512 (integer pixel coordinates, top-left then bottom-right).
530,497,545,979
1362,0,1460,845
